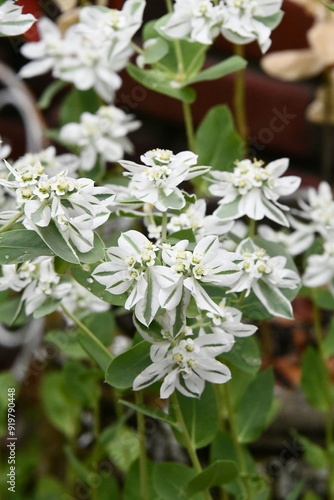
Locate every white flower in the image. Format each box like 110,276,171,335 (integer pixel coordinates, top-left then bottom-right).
220,0,283,53
303,238,334,295
210,158,301,227
79,0,145,48
0,1,36,37
20,18,67,78
162,0,223,44
13,146,80,178
298,181,334,235
167,199,234,240
133,332,232,398
229,237,300,318
258,223,314,257
120,149,210,212
207,299,257,337
61,281,109,323
0,160,114,253
154,235,241,316
60,106,140,171
92,230,162,325
0,257,71,316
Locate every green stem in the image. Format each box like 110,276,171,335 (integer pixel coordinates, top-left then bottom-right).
313,302,334,500
233,44,248,155
135,391,149,500
0,210,24,234
183,101,196,152
161,211,168,243
171,393,213,500
247,217,256,238
224,384,251,499
61,305,113,361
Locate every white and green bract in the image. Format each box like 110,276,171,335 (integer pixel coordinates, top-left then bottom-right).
0,160,114,253
229,238,300,319
60,106,141,171
162,0,224,45
210,158,301,227
93,230,162,326
166,198,234,241
133,332,233,398
207,299,258,337
0,1,36,37
220,0,283,53
119,149,211,212
12,146,80,178
154,235,241,315
303,237,334,297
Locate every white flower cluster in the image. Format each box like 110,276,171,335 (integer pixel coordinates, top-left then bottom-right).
60,106,141,171
209,158,301,226
0,160,114,253
19,0,145,101
119,149,210,212
9,146,80,178
162,0,283,52
0,1,36,37
0,257,108,318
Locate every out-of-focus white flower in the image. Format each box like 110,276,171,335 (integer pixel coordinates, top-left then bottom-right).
257,223,314,256
133,331,232,398
0,160,114,253
154,235,241,316
220,0,283,53
0,1,36,37
303,238,334,295
210,158,301,227
60,106,140,171
20,18,68,78
162,0,223,44
166,199,234,240
79,0,145,49
20,2,145,101
111,334,132,356
120,149,210,212
229,237,300,318
0,257,71,316
12,146,80,177
61,281,109,323
298,181,334,235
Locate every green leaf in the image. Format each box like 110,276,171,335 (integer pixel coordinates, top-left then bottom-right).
302,491,323,500
60,87,101,125
154,462,205,500
323,318,334,357
105,341,151,390
124,459,158,500
172,384,219,449
167,228,196,245
196,105,243,173
221,336,261,374
186,460,238,496
254,279,293,319
292,431,327,470
0,294,27,327
45,329,87,359
312,288,334,311
141,37,169,64
0,229,53,264
33,296,62,319
301,346,332,411
40,372,81,438
104,426,140,472
285,482,303,500
95,477,121,500
120,400,179,428
187,56,247,84
77,328,112,372
236,368,274,443
38,80,68,110
64,446,91,483
35,476,67,500
63,360,101,407
127,64,196,103
71,264,127,306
